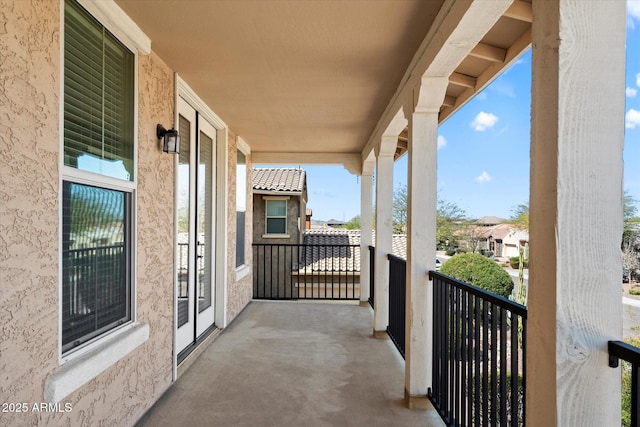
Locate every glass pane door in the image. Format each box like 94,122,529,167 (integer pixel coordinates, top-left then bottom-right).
175,97,217,355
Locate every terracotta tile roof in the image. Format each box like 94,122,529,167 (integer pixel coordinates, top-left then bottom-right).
475,216,506,225
298,229,406,272
252,168,306,194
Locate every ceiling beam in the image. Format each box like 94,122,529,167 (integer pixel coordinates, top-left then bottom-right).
252,152,363,175
449,72,476,89
504,0,533,23
439,28,531,124
443,95,457,107
362,0,514,161
470,42,507,63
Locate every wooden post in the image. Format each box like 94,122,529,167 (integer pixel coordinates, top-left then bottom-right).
404,77,447,409
360,156,374,307
528,1,626,425
373,137,396,337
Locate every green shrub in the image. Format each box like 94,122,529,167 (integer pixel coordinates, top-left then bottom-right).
456,247,468,254
509,257,529,269
440,253,514,298
445,249,456,256
630,288,640,296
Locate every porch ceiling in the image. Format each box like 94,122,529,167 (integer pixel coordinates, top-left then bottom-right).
116,0,531,167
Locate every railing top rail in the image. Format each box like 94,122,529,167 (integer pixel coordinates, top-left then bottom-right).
252,243,360,248
68,244,125,252
369,245,375,250
429,270,528,318
609,340,640,367
387,253,407,264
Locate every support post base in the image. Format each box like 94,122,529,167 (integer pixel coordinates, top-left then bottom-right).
404,389,432,410
373,330,388,339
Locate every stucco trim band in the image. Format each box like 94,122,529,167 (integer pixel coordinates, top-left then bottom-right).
44,323,149,403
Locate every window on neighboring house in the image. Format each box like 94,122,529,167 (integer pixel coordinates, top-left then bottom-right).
265,199,287,234
61,0,135,355
236,151,246,267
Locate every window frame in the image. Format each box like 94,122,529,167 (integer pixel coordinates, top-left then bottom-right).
59,0,139,362
263,197,289,238
235,140,249,269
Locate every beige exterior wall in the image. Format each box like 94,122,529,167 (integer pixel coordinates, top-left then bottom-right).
0,1,252,424
226,131,254,324
0,1,61,420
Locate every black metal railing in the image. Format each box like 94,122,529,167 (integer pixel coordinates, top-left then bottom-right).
369,245,375,308
252,243,361,300
387,254,406,358
62,244,128,351
609,340,640,427
429,271,527,427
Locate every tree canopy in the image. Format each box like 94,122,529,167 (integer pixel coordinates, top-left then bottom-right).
508,203,529,232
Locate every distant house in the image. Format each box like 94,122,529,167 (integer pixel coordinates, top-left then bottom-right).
481,223,528,258
252,168,308,244
326,219,346,228
457,217,529,258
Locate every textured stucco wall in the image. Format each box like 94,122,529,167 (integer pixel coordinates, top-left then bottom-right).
0,2,175,425
226,131,253,324
0,1,61,420
252,194,302,245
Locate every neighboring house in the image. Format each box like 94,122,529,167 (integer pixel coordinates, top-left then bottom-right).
456,216,529,259
465,221,529,258
481,223,529,258
327,219,346,228
252,168,308,245
298,229,407,276
305,208,313,229
294,229,406,299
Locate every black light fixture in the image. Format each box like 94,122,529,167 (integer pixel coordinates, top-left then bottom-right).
157,124,180,154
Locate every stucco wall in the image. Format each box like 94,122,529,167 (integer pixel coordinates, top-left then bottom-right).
0,2,175,425
0,1,61,421
226,131,253,324
252,194,302,245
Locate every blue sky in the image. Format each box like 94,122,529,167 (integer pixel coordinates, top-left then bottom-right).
259,2,640,222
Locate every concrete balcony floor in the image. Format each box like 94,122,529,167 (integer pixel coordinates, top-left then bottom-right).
137,300,444,426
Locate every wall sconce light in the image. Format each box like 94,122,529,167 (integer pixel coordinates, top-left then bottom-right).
157,124,180,154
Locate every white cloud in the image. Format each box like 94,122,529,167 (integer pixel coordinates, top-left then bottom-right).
437,135,447,149
475,171,492,184
470,112,499,131
626,109,640,129
636,72,640,88
628,87,638,98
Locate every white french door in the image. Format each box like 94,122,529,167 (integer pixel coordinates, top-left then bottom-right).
176,96,216,355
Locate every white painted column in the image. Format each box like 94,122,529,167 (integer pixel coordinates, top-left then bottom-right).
528,1,625,426
360,157,375,307
404,77,447,408
373,137,396,337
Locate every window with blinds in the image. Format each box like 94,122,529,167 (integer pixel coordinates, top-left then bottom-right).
64,0,134,181
61,182,131,353
61,0,136,355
